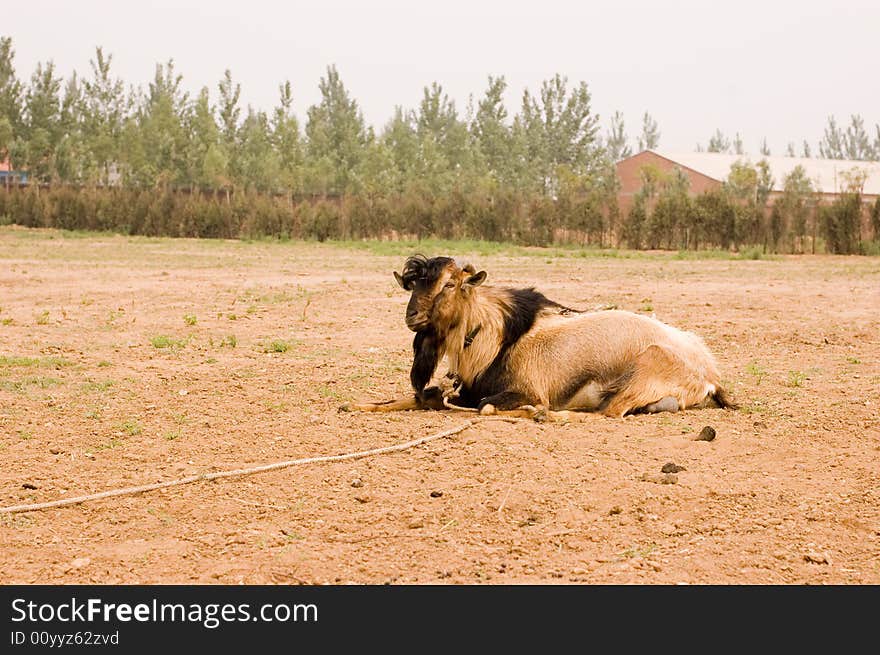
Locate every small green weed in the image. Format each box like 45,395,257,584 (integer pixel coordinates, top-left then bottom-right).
746,362,768,385
150,335,189,349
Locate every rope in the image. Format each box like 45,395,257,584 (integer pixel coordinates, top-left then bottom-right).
0,417,517,515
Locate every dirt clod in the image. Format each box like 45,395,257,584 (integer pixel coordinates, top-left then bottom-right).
694,426,716,441
661,462,685,473
22,483,38,490
430,490,443,498
350,478,364,488
641,472,678,484
804,552,831,565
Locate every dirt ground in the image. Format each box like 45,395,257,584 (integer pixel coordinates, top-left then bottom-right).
1,226,878,585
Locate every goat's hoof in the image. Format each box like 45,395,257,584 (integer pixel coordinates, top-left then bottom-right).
479,403,497,416
338,403,353,412
532,408,548,423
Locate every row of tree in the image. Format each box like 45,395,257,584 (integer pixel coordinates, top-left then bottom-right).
697,116,880,161
1,37,878,254
3,36,878,198
2,178,877,254
621,161,879,254
1,37,641,197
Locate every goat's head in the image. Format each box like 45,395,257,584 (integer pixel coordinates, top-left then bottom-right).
393,255,487,332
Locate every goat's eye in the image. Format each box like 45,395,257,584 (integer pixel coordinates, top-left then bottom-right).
444,281,456,289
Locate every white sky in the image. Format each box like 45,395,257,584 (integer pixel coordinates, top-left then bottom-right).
5,0,879,154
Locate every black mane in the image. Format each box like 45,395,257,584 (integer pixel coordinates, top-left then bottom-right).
501,287,567,347
456,287,572,405
401,254,454,290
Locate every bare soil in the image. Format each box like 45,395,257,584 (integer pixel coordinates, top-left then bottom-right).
1,226,878,584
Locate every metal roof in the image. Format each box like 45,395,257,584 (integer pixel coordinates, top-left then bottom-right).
649,150,880,196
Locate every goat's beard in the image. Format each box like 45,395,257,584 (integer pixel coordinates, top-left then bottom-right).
405,316,430,332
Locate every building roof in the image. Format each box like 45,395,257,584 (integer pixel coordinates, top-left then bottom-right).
646,150,880,196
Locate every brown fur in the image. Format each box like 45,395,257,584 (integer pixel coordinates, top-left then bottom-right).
344,257,737,421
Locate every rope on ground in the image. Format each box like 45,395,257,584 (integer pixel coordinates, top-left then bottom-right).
0,416,518,515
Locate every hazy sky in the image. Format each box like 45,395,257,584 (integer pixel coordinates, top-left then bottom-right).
5,0,879,154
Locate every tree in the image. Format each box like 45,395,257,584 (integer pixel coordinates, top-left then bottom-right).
760,138,771,156
272,81,303,192
819,115,845,159
707,129,729,153
237,106,280,191
415,81,473,190
820,192,861,254
605,110,631,162
755,159,774,250
779,165,813,252
128,60,191,187
217,69,241,146
870,197,880,242
305,65,369,194
518,74,602,194
55,73,87,183
622,191,647,248
82,47,129,185
0,37,24,155
186,87,228,189
23,61,63,182
471,76,513,182
381,106,419,191
843,114,872,160
874,124,880,161
646,167,690,249
637,111,659,151
726,161,760,247
801,141,812,158
732,132,744,155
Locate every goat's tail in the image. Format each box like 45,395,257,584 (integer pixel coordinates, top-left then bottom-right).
712,386,739,410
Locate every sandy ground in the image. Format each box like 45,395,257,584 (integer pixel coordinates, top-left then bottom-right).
0,226,878,584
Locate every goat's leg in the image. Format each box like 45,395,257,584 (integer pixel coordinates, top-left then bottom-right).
477,391,532,413
340,386,446,413
477,391,581,422
602,345,696,418
340,395,422,413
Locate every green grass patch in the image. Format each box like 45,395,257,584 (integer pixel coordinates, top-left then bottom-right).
118,419,143,436
259,338,295,353
81,379,114,393
95,437,124,451
35,310,51,325
219,334,237,348
183,313,198,326
0,355,73,369
787,370,807,387
150,335,189,349
332,238,783,261
745,362,768,385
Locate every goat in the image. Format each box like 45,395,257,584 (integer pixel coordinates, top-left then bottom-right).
342,255,737,420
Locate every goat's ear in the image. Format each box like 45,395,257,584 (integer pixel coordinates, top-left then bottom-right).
393,271,406,289
465,270,487,287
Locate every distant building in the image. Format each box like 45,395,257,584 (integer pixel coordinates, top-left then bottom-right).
0,156,28,185
616,150,880,216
